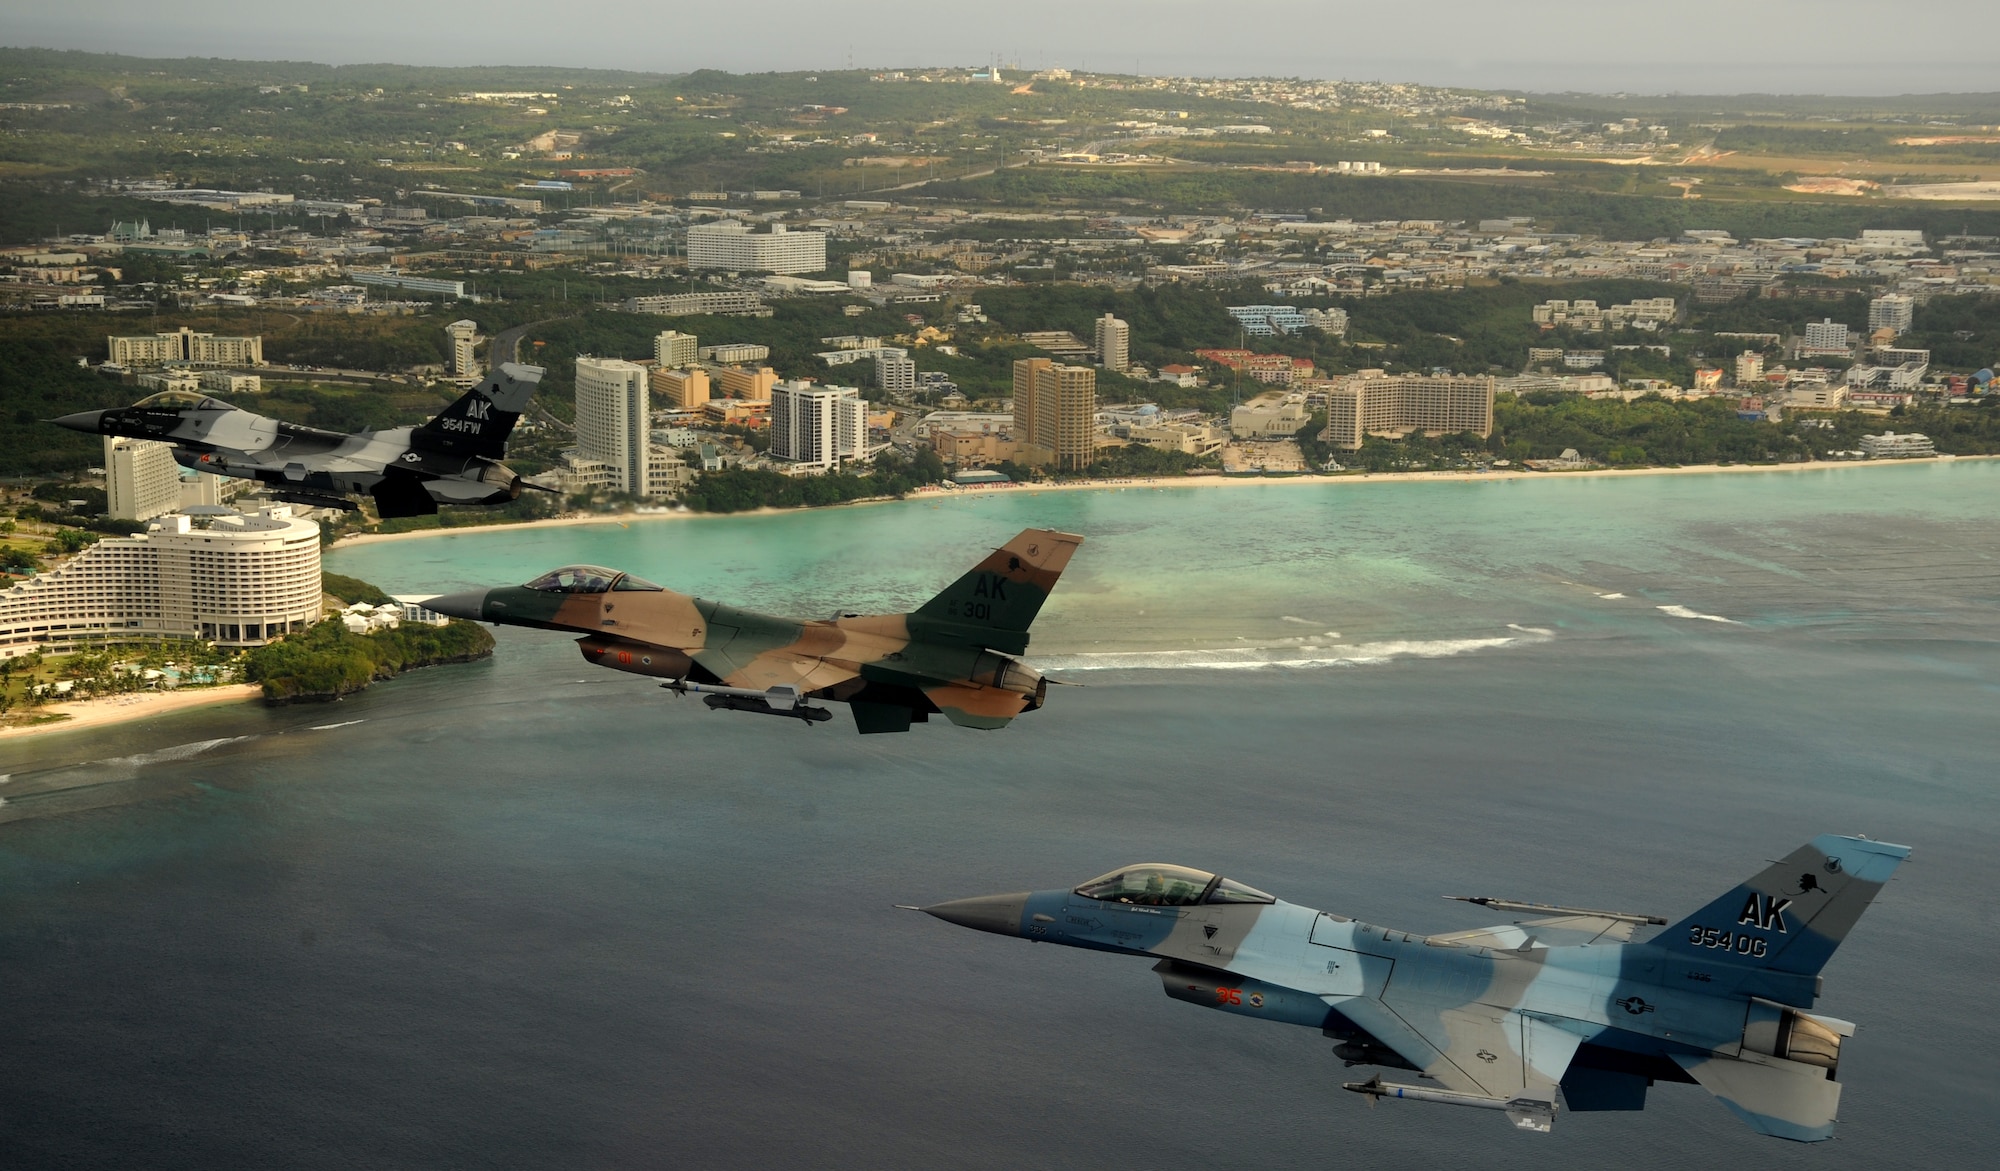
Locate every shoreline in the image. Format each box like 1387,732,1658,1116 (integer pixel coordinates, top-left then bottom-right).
328,455,1998,549
0,683,264,741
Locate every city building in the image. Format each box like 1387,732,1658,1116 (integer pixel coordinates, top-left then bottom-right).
1735,351,1765,387
1790,384,1848,410
0,506,322,657
769,382,868,470
573,357,651,495
1532,300,1603,330
1800,319,1853,357
1868,294,1915,336
697,342,768,364
710,364,777,402
1316,372,1496,451
350,269,468,299
107,327,264,368
1094,313,1130,372
686,221,828,274
445,319,481,384
104,436,182,522
875,353,917,394
1230,396,1311,439
930,429,1024,468
654,330,698,367
198,370,261,395
651,366,710,410
1012,358,1097,470
1859,431,1935,458
622,291,765,316
1226,305,1310,337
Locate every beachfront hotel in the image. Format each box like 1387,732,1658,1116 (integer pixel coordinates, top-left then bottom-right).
0,505,323,657
1314,371,1496,451
1012,358,1098,471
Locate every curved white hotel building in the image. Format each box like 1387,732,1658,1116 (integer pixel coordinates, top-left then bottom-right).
0,506,323,657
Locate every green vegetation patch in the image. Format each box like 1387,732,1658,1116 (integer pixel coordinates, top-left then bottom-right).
243,616,494,703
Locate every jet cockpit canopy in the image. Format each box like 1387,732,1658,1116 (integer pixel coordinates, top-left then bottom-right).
133,391,231,411
1073,864,1276,907
521,565,662,594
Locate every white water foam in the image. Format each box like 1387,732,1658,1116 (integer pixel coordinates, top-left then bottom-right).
1039,630,1547,673
311,720,365,731
1280,616,1316,625
1657,604,1739,624
103,736,253,770
1597,592,1626,600
1507,624,1556,637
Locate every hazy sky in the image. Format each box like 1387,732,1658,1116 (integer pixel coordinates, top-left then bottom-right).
9,0,1998,96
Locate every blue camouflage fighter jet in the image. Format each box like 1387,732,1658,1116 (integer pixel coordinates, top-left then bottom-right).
915,833,1908,1140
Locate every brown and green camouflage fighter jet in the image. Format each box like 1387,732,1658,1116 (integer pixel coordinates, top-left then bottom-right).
422,528,1082,733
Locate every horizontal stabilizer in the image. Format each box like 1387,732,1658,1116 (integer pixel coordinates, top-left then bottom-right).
1672,1051,1842,1143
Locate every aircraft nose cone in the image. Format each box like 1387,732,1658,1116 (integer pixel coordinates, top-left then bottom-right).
923,893,1031,937
421,589,490,621
52,410,106,434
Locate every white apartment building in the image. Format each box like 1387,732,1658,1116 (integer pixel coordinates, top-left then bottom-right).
574,357,651,495
1317,372,1496,451
686,221,828,274
1860,431,1935,458
1095,313,1130,372
445,319,482,383
1603,297,1678,330
875,353,917,394
105,436,184,522
655,330,698,367
0,506,322,657
107,327,264,367
623,291,765,316
1735,351,1765,386
1801,319,1852,355
770,382,868,470
199,370,261,395
1868,294,1915,335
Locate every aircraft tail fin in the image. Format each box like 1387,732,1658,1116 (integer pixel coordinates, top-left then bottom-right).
412,363,543,458
1654,834,1909,978
908,529,1083,656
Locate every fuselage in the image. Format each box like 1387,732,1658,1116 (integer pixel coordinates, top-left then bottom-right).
426,574,1049,727
938,884,1804,1074
58,399,523,507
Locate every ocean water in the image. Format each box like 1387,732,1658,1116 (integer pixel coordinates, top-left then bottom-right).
2,463,1997,1169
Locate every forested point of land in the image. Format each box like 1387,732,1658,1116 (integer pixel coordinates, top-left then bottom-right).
243,610,494,703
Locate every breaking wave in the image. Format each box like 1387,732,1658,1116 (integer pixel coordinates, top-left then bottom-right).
1039,630,1548,673
311,720,365,731
1657,604,1739,624
102,737,254,770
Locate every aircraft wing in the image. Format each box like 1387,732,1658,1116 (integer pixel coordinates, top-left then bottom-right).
1336,995,1583,1128
1431,914,1648,950
1434,897,1664,949
692,646,862,694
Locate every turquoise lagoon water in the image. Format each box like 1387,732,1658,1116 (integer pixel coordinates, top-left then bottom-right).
1,461,1995,1169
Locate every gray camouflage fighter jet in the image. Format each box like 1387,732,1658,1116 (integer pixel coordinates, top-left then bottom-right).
53,363,548,518
916,833,1907,1141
